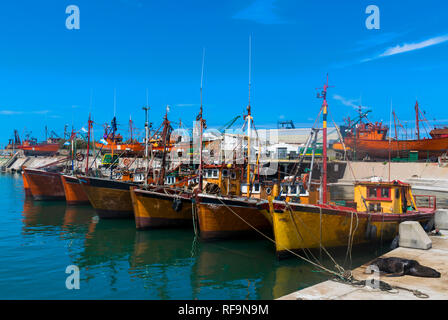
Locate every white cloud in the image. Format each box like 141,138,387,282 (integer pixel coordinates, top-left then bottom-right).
0,110,23,115
362,34,448,62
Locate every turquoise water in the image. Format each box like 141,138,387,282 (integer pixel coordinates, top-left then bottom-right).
0,174,394,300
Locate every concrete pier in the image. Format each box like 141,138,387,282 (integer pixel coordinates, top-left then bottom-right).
334,161,448,192
278,231,448,300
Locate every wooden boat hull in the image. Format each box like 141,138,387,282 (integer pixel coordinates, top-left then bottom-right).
130,187,193,229
333,136,448,159
196,194,271,240
259,201,434,258
61,175,90,205
23,168,65,201
22,172,32,198
78,176,137,219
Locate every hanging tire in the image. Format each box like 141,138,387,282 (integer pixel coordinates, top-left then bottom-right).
172,198,183,212
76,153,85,162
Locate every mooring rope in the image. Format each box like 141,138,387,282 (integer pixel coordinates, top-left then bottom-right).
213,196,430,298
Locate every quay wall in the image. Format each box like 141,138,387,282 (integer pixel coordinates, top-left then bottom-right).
336,161,448,192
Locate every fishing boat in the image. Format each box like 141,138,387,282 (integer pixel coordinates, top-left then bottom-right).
60,115,93,205
78,175,139,219
130,107,197,229
94,117,145,155
22,171,32,197
80,108,174,219
23,167,65,201
332,101,448,160
259,76,436,258
194,41,271,240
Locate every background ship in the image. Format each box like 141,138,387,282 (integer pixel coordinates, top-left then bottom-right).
6,129,60,156
333,102,448,161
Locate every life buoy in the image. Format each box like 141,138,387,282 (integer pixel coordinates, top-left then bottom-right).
76,153,85,162
123,158,131,166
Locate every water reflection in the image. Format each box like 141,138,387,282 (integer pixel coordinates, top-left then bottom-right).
15,185,402,299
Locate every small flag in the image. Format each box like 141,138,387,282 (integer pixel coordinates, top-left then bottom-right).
63,141,70,146
81,127,88,133
99,138,108,145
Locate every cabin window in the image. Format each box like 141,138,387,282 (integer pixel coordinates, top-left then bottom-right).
290,185,297,195
395,189,400,199
369,203,382,213
241,184,248,194
299,184,306,194
277,148,288,159
212,170,219,178
253,183,260,193
367,187,391,200
368,187,378,198
281,185,288,195
222,169,229,177
265,187,272,195
230,171,237,179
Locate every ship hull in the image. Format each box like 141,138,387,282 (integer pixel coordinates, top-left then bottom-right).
333,137,448,160
196,194,271,240
259,201,434,259
23,168,65,201
18,143,60,156
130,187,193,229
78,176,138,219
61,175,90,205
22,172,32,198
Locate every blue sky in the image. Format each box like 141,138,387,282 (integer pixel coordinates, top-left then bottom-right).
0,0,447,144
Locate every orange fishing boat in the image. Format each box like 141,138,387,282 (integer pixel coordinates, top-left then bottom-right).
332,101,448,160
130,186,194,229
61,175,90,205
23,168,65,201
78,176,139,219
22,171,32,197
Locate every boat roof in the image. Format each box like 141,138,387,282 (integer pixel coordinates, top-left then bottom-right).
354,180,410,187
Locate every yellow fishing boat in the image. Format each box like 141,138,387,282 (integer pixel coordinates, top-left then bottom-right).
258,76,436,258
259,180,436,258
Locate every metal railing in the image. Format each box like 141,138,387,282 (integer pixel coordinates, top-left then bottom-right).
414,195,437,210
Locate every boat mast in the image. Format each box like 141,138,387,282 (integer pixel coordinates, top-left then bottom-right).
198,48,206,191
317,75,330,204
157,108,170,185
143,89,150,183
415,100,420,140
246,35,252,198
85,113,93,175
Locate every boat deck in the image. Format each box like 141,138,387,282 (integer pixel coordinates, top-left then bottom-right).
278,230,448,300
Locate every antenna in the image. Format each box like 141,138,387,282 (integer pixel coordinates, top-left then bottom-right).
200,48,205,115
113,88,117,117
248,35,252,114
89,89,93,113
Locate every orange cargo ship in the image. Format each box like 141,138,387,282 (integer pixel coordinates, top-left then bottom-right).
332,101,448,160
61,175,90,205
17,140,60,156
23,168,65,201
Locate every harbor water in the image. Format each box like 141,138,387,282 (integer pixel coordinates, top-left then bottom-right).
1,173,446,300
